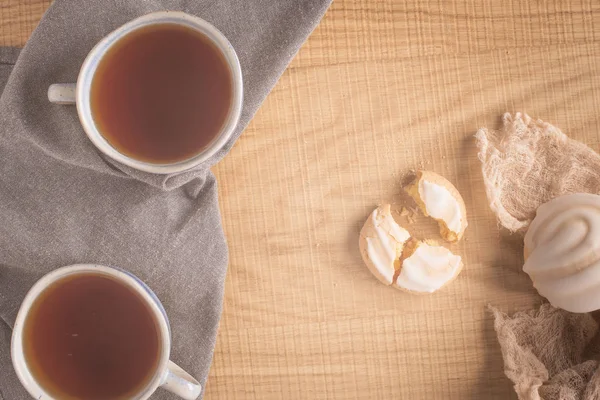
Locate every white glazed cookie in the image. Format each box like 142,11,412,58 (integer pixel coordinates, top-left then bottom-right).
359,205,411,285
524,193,600,313
405,171,468,242
359,205,463,293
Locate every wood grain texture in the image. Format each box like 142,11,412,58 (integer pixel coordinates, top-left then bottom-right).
3,1,600,399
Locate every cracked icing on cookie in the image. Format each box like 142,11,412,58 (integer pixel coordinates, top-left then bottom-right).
420,180,462,234
395,242,462,293
360,205,411,284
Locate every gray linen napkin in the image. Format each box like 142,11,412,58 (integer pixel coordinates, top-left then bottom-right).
0,1,331,398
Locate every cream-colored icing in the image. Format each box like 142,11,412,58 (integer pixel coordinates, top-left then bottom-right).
419,180,462,234
365,205,411,283
395,243,462,293
524,193,600,313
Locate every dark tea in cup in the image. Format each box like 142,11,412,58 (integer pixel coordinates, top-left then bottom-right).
48,11,242,174
13,263,202,399
90,23,234,164
22,273,161,399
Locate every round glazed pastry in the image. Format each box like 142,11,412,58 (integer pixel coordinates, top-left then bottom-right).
359,205,463,293
524,193,600,313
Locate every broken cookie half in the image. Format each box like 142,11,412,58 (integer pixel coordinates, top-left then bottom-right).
405,170,468,243
394,239,463,294
359,204,411,285
359,205,463,293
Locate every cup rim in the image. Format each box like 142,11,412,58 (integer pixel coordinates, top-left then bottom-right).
11,264,172,400
76,11,244,174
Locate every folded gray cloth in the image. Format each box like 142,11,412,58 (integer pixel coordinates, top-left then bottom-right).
0,1,331,398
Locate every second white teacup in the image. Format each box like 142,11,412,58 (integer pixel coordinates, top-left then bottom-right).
12,264,202,400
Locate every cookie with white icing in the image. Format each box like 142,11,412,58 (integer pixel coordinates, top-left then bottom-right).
359,205,463,293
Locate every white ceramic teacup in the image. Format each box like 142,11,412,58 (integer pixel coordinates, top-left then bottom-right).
12,264,202,400
48,11,243,174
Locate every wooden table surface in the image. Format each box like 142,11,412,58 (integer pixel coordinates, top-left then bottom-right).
4,1,600,399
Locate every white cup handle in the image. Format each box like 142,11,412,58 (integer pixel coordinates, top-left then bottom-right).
48,83,76,104
160,360,202,400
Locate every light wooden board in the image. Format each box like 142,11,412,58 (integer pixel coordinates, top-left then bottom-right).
4,1,600,399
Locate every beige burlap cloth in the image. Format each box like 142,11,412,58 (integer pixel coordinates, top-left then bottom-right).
476,113,600,400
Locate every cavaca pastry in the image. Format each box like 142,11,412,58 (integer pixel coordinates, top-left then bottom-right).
524,193,600,313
